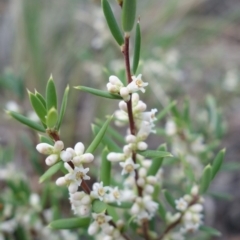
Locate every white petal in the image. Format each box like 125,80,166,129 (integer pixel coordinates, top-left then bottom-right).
88,221,99,235
82,153,94,163
54,141,64,151
74,142,85,155
45,154,58,166
36,143,53,155
109,75,123,86
68,182,78,194
56,177,67,186
60,151,73,162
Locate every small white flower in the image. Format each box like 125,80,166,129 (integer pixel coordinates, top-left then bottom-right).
175,198,188,212
127,74,148,93
141,108,158,123
119,158,139,176
107,187,122,205
88,212,112,235
56,163,90,193
90,182,109,201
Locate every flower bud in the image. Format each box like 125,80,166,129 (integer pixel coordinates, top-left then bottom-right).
36,143,53,155
45,154,58,166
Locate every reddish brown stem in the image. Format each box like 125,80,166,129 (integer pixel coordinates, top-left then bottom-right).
122,35,150,240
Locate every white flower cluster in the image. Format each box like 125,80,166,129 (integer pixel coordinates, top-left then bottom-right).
107,74,148,101
106,74,160,224
37,141,94,194
166,185,204,238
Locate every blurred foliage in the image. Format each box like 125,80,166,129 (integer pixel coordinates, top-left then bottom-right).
1,0,240,239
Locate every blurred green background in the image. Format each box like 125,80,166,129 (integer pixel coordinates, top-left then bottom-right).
1,0,240,239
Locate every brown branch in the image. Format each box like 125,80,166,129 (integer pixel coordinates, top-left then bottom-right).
122,35,150,240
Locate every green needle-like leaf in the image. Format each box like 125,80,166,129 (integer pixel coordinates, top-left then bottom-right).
147,144,167,176
48,217,90,229
100,148,111,186
39,162,63,183
92,124,122,152
122,0,136,33
28,90,47,124
7,111,45,132
35,90,46,108
163,190,175,209
102,0,124,46
199,226,221,237
158,202,166,221
199,164,212,194
132,20,141,74
211,149,225,180
56,85,69,130
86,116,112,153
137,150,172,158
156,101,177,121
75,86,122,100
46,75,57,111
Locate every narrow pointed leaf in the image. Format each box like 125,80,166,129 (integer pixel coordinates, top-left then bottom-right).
199,165,212,194
49,217,90,229
211,149,225,180
132,20,141,74
148,144,167,176
183,98,190,126
28,91,47,124
92,200,107,213
164,190,175,209
122,0,136,33
75,86,122,100
158,202,166,221
95,119,125,144
156,101,177,121
46,76,57,111
7,111,45,132
102,0,124,46
56,85,69,130
92,124,122,152
137,150,172,158
199,226,221,237
39,162,63,183
86,116,112,153
46,107,58,128
35,90,46,108
100,148,111,186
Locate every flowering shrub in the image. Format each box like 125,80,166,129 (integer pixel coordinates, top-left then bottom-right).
3,0,226,239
